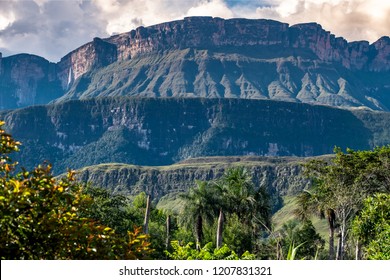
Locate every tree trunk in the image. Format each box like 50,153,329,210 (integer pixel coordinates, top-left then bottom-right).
339,226,346,260
328,210,336,260
336,235,342,260
195,215,203,251
355,240,362,260
143,195,151,234
216,209,224,248
338,208,351,260
276,239,282,260
329,226,335,259
329,218,334,260
166,215,171,250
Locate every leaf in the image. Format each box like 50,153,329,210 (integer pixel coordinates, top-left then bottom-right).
11,180,20,193
22,191,31,197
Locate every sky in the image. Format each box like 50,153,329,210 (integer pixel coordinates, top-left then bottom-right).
0,0,389,62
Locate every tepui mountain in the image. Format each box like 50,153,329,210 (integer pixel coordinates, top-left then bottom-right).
0,16,389,111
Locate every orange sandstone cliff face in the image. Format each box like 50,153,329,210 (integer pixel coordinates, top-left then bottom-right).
103,17,389,71
107,18,290,60
56,38,118,90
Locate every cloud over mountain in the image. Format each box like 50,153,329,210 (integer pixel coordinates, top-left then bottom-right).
0,0,388,61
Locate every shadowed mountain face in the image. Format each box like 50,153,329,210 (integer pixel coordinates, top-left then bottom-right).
0,54,63,109
0,17,389,110
1,97,389,174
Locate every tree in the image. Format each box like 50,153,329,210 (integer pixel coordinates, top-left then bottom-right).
215,167,270,252
277,219,324,260
180,181,219,250
81,185,133,235
221,168,256,220
352,193,390,260
216,208,224,248
143,194,151,234
302,146,390,259
0,121,152,259
129,191,169,259
180,167,270,254
295,186,337,259
166,215,171,250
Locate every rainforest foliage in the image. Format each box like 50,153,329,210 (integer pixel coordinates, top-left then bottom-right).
0,121,152,260
1,121,389,259
301,146,390,260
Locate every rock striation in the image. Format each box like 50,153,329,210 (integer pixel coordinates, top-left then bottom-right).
73,156,316,211
107,18,290,60
106,17,389,71
57,38,118,90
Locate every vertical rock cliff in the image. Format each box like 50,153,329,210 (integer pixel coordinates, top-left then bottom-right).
0,53,61,109
103,17,389,71
57,37,118,90
370,36,390,72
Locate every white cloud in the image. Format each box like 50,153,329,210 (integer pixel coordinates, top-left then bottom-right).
93,0,234,36
92,0,121,14
252,0,390,42
0,14,13,31
186,0,234,18
93,0,202,34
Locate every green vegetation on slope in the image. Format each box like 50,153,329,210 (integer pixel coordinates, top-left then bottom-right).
74,155,317,213
1,122,390,260
0,121,152,260
2,97,390,174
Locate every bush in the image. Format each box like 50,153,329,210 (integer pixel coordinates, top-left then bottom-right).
0,121,152,259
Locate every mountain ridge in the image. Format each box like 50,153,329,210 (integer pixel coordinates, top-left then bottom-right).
1,17,389,110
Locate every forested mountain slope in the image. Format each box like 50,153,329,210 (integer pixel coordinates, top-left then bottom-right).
1,97,389,174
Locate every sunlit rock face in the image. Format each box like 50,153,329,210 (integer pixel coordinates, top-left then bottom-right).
56,38,118,90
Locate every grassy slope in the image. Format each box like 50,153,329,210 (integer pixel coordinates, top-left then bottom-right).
272,196,330,247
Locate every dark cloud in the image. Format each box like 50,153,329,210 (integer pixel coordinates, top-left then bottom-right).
0,0,108,61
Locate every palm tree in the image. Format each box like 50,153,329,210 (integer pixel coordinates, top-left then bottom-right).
180,181,219,250
222,168,256,221
180,168,270,252
215,167,270,250
295,189,336,259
